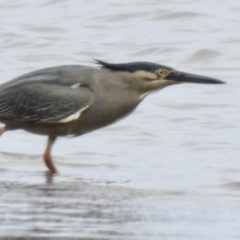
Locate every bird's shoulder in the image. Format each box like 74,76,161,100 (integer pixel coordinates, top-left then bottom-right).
0,65,98,91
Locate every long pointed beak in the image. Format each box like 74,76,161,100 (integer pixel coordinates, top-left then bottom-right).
166,70,225,84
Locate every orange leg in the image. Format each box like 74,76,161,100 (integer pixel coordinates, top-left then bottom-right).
43,136,57,174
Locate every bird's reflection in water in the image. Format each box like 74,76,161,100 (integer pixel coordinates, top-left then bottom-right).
45,171,54,183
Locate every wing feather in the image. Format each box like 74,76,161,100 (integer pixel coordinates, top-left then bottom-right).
0,83,93,123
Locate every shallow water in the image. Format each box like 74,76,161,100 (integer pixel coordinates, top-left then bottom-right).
0,0,240,239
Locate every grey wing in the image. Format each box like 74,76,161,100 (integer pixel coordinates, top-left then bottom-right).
0,83,93,123
0,65,96,90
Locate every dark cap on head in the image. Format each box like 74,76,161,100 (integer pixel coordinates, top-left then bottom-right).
95,59,173,73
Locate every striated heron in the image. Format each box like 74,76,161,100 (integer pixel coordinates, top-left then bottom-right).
0,60,225,174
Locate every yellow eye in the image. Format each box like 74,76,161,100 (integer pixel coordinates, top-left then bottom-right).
157,69,164,76
156,69,172,79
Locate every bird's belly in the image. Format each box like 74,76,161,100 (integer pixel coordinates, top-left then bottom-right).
16,121,78,137
73,101,139,135
10,96,139,137
14,106,134,137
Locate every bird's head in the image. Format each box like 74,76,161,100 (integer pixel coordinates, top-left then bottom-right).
95,59,225,96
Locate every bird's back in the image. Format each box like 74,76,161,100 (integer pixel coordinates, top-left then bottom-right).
0,65,96,91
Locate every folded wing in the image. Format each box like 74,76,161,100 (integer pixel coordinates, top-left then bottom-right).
0,83,93,123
